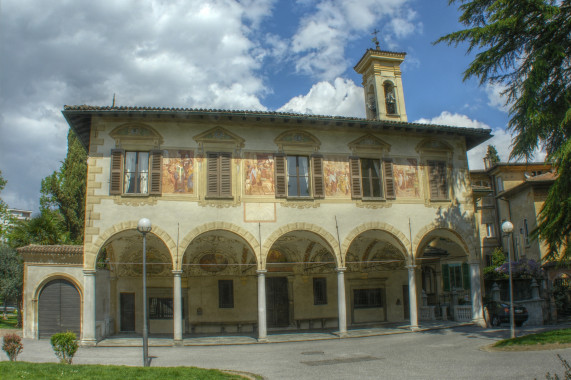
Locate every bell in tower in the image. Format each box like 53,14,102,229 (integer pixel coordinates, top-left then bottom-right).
354,41,408,122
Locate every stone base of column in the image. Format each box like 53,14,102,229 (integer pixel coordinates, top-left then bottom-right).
173,339,184,347
409,325,420,332
472,317,487,328
257,337,268,343
80,339,97,347
333,331,348,338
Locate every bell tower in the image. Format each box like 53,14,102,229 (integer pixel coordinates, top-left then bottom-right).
354,47,408,122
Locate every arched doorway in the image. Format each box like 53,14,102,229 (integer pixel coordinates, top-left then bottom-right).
266,230,337,330
345,230,408,325
38,279,81,339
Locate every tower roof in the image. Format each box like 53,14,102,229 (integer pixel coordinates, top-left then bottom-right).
354,48,407,74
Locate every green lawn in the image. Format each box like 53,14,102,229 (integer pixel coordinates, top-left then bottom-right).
0,362,249,379
494,328,571,347
0,311,18,329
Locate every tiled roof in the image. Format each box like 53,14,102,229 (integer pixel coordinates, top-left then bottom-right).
62,105,492,151
17,244,83,255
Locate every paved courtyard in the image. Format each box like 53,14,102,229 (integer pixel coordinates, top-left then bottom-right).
4,325,571,379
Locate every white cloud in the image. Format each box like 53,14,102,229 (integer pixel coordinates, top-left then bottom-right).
289,0,419,80
0,0,275,212
414,111,547,169
278,78,365,117
485,83,511,113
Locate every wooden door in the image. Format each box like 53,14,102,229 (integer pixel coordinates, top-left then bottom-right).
120,293,136,332
266,277,289,328
38,279,80,339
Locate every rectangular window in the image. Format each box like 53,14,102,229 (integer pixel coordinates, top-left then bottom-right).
149,297,173,319
287,155,310,197
449,264,463,289
353,288,382,309
486,223,496,238
218,280,234,308
496,176,504,192
428,160,448,200
361,158,383,198
124,152,149,194
524,218,529,245
207,152,232,198
313,278,327,305
442,263,470,291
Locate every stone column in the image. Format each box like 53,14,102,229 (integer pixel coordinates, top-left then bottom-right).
172,270,183,345
407,265,419,330
336,267,347,337
82,270,97,346
257,270,267,342
470,261,486,327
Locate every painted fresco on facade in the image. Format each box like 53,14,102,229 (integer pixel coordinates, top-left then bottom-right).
394,158,420,198
324,158,351,198
162,150,194,194
244,153,275,195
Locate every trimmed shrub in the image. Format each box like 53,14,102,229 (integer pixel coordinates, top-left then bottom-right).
2,333,23,361
50,332,78,364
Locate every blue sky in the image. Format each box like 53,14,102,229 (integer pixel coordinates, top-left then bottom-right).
0,0,536,213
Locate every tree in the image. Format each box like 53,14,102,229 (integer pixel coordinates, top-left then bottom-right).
7,210,71,248
485,145,500,166
40,129,87,244
0,170,13,241
437,0,571,260
0,245,23,327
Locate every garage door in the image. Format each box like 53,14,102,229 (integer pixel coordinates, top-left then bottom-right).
38,279,81,339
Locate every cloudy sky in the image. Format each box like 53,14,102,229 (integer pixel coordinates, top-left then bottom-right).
0,0,540,214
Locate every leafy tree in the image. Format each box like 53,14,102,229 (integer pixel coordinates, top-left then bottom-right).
0,245,23,327
0,170,13,241
437,0,571,260
40,129,87,244
485,145,500,166
6,210,71,248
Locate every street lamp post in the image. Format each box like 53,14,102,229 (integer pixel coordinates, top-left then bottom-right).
137,218,152,367
501,220,516,339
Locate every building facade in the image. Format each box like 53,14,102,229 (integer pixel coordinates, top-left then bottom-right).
21,48,492,344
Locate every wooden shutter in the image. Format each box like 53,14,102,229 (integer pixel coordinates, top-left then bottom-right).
349,157,362,199
442,264,450,292
110,149,124,195
311,155,324,199
383,159,396,199
274,154,287,198
462,262,471,291
149,150,163,195
429,160,448,200
219,152,232,198
206,152,220,197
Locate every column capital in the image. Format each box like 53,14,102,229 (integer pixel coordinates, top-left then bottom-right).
469,260,481,266
172,270,183,276
83,269,97,276
406,265,417,271
256,269,267,276
336,267,347,273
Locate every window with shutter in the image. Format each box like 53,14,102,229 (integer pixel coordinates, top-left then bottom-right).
110,149,124,195
149,150,163,195
123,151,149,194
428,160,448,200
206,152,233,198
274,154,287,198
349,157,362,199
383,159,396,199
311,155,324,199
286,155,310,197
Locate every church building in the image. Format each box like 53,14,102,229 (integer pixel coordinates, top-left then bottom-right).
20,47,492,344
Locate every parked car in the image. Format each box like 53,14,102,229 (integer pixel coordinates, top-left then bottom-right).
485,301,528,327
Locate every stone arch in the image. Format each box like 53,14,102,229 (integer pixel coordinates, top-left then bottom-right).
341,222,411,266
33,273,84,301
179,222,260,271
412,224,477,260
84,221,177,270
261,223,340,269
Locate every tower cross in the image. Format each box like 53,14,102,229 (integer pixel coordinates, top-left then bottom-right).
371,29,380,50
